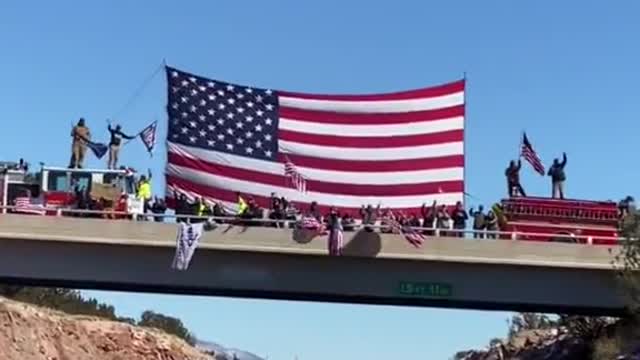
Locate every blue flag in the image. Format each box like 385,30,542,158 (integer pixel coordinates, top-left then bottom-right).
87,141,108,159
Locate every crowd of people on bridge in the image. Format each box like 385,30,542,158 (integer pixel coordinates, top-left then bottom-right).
155,190,510,239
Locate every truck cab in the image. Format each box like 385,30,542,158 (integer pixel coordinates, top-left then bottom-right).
499,196,619,245
0,165,41,213
40,166,144,216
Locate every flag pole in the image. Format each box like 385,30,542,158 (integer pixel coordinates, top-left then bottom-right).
519,130,524,160
462,71,467,208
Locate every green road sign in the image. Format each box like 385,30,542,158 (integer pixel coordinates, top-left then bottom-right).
398,281,453,298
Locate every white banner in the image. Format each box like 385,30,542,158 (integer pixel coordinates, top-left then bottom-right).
171,222,204,271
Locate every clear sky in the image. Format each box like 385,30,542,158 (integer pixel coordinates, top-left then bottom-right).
2,0,639,359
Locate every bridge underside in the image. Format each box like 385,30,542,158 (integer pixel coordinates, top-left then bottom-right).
0,235,627,316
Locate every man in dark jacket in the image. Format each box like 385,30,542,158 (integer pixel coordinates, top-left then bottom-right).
421,201,437,235
505,160,526,197
107,123,135,169
469,205,486,239
547,152,567,199
450,201,468,238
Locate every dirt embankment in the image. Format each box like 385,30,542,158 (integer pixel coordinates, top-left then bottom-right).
0,296,213,360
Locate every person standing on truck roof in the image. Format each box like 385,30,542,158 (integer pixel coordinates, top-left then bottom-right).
548,152,568,199
505,160,526,197
107,123,135,169
69,118,91,169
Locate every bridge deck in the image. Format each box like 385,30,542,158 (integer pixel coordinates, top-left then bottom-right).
0,214,626,315
0,214,619,270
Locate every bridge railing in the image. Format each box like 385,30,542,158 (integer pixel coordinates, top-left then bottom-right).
0,205,630,245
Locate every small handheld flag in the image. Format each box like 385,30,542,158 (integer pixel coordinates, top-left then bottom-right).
139,121,158,156
284,155,307,193
520,132,545,175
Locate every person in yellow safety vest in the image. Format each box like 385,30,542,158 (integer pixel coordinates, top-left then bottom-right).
237,193,248,216
196,198,206,216
137,171,152,213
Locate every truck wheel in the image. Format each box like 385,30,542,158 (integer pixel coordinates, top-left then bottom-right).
551,235,577,243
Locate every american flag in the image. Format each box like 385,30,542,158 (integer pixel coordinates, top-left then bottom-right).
284,156,306,193
165,67,465,213
388,212,425,248
299,216,326,232
14,197,46,216
520,132,545,175
139,121,158,155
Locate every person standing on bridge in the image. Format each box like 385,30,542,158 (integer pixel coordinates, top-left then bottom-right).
327,207,344,256
505,159,526,197
469,205,486,239
69,118,91,169
548,152,567,199
421,201,437,235
360,203,381,232
450,201,468,237
137,170,153,216
106,122,135,169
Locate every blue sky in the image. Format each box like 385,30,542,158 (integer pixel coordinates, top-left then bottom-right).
2,0,639,358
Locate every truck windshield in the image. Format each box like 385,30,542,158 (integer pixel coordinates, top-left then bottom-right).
71,172,91,193
47,171,68,192
46,171,92,193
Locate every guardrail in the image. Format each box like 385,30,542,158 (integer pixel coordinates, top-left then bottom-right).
0,205,629,245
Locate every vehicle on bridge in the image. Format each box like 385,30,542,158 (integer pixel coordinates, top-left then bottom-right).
499,196,619,245
1,165,144,217
0,163,41,212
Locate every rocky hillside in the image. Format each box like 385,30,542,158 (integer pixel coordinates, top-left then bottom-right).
0,296,213,360
454,325,640,360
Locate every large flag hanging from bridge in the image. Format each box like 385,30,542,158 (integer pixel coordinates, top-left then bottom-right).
165,66,465,213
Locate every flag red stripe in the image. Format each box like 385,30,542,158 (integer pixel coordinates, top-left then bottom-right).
279,105,465,125
168,153,463,197
278,80,465,101
166,175,430,215
278,129,463,148
276,153,464,172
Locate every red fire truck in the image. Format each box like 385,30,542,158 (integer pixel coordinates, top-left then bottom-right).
498,196,620,245
1,164,144,216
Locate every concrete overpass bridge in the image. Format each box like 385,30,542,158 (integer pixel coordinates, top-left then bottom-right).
0,214,628,316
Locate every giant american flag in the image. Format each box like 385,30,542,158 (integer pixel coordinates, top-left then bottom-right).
165,66,465,214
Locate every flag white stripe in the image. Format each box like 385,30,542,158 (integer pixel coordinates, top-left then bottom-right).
167,164,464,208
168,143,463,185
279,92,464,113
279,140,463,161
279,116,464,137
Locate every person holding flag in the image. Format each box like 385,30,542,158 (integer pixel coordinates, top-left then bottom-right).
69,118,109,168
69,118,91,168
106,122,135,169
113,120,157,160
